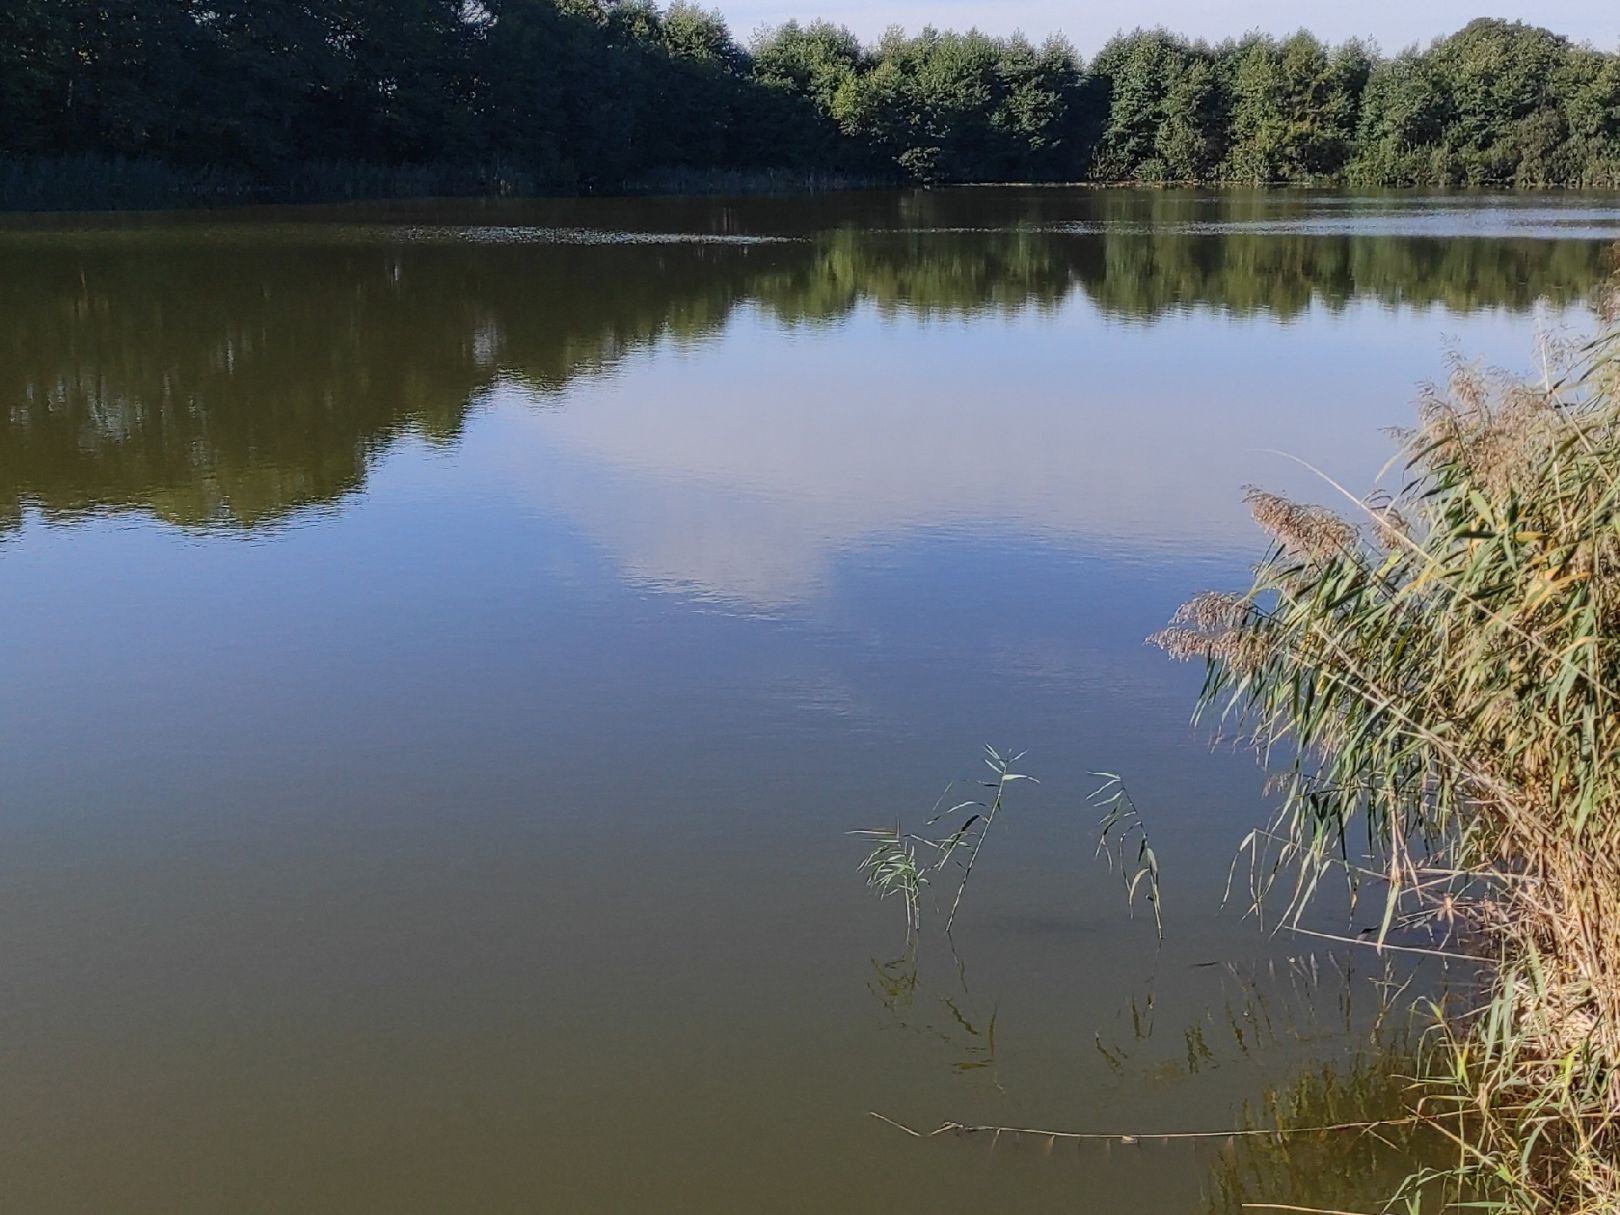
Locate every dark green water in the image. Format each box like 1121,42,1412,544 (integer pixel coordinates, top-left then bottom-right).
1,188,1615,1213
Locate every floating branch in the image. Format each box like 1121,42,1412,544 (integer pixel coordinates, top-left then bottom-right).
867,1111,1420,1144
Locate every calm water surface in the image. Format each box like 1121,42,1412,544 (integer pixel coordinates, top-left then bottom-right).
2,189,1616,1213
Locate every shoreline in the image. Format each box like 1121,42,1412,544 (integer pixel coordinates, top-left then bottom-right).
1,168,1612,219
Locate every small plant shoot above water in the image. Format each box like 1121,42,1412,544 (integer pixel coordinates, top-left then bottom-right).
852,746,1036,940
854,751,1164,942
1092,772,1163,941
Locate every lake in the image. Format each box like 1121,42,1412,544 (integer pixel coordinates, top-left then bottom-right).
1,188,1616,1214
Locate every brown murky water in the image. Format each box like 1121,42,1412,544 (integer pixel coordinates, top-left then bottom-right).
1,188,1615,1213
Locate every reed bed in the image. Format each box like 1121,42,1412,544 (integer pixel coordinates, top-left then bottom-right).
1155,274,1620,1211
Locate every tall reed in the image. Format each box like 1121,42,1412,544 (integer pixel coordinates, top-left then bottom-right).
1155,276,1620,1211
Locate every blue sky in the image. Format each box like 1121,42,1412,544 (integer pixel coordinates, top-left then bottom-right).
711,1,1617,52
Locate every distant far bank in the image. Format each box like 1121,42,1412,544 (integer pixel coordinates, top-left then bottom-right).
4,157,1616,217
0,171,1602,221
3,5,1619,212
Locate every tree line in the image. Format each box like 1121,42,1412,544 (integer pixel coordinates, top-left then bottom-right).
2,2,1618,205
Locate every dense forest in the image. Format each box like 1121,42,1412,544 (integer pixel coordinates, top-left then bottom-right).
2,2,1619,206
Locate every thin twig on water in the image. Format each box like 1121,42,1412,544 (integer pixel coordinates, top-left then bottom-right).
867,1112,1419,1143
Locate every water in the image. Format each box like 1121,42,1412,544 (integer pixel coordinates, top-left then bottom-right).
1,188,1614,1213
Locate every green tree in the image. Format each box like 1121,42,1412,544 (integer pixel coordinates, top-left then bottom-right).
1088,31,1216,182
1350,49,1451,184
1154,53,1225,180
1222,33,1369,182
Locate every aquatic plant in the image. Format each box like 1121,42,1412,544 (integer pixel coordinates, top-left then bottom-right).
1155,276,1620,1211
852,746,1035,939
1092,771,1163,940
